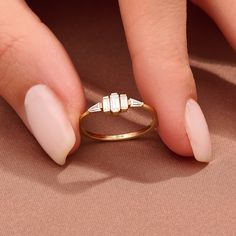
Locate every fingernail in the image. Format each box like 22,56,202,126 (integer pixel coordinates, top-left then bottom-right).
185,99,212,162
24,84,76,165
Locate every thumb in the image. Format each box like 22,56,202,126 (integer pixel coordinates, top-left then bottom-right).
0,0,85,165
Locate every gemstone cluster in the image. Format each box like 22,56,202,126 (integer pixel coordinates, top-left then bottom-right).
88,93,143,113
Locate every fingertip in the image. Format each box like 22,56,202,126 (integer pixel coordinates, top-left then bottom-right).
134,60,198,159
158,119,194,157
24,84,77,165
155,97,194,158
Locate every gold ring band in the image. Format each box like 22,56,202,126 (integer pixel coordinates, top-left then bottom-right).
80,93,157,141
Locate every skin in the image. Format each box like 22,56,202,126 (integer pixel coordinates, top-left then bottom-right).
0,0,235,158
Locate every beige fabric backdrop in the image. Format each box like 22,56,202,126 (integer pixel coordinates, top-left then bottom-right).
0,1,235,235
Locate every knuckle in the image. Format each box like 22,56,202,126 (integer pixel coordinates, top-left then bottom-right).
0,32,18,59
0,30,22,94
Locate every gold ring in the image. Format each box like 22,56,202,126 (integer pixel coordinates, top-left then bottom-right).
80,93,157,141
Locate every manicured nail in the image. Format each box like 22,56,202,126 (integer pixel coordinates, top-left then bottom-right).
185,99,212,162
24,84,76,165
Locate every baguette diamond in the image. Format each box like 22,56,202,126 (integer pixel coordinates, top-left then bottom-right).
120,94,128,110
110,93,120,113
102,96,110,112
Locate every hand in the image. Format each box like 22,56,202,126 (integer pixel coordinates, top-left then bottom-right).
0,0,233,165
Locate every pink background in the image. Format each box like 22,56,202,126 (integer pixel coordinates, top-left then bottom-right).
0,1,235,235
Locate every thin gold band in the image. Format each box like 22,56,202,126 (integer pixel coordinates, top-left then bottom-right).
79,93,157,141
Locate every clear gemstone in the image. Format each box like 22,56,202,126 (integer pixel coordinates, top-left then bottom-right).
110,93,120,113
88,102,102,112
120,94,128,110
129,98,143,107
102,96,110,112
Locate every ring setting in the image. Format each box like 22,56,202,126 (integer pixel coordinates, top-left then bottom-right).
80,93,157,141
88,93,143,114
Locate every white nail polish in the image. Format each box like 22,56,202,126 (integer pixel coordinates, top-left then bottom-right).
24,84,76,165
185,99,212,162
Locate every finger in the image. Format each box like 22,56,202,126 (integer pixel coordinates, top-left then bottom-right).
119,0,212,161
0,0,86,165
193,0,236,50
